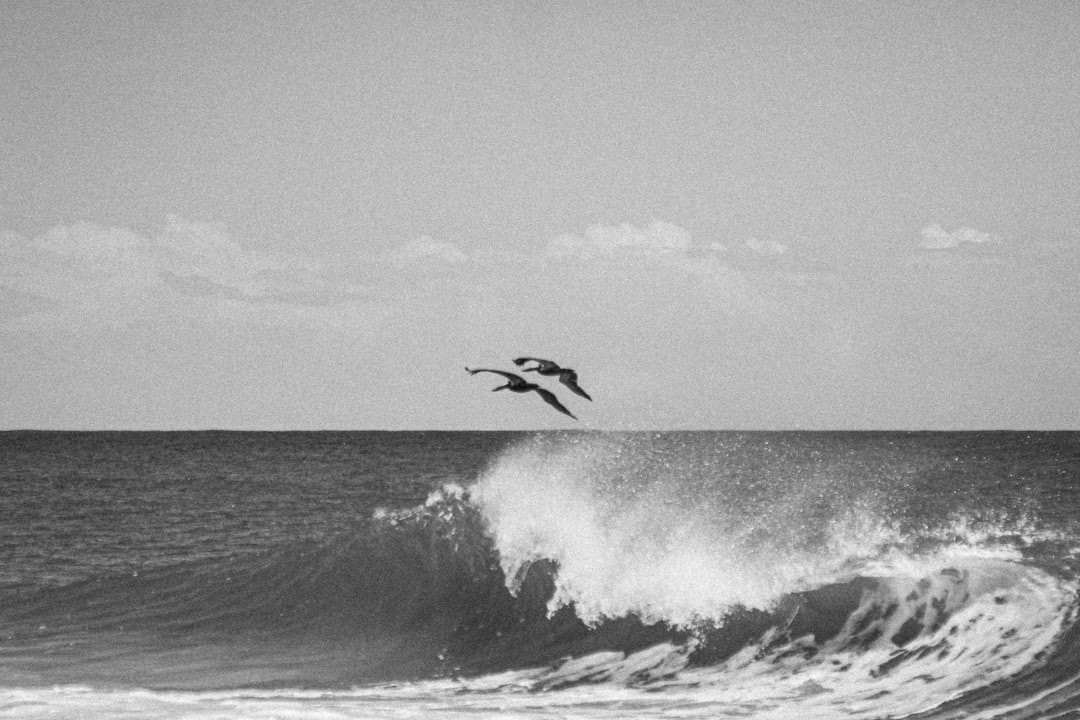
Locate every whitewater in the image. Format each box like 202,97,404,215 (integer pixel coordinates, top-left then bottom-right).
1,430,1079,719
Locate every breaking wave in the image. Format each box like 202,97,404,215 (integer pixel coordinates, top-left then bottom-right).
4,432,1080,719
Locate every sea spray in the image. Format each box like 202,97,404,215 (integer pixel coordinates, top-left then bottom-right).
471,432,907,625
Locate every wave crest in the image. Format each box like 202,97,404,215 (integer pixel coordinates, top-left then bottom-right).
474,434,913,625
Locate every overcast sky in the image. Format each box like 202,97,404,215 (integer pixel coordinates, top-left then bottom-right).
2,1,1078,430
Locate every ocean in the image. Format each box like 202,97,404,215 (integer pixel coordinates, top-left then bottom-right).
1,430,1079,719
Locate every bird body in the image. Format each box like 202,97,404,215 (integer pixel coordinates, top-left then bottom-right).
512,357,592,401
465,367,577,419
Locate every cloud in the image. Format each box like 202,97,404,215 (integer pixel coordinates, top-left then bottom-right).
918,224,998,250
745,238,789,256
154,218,370,304
31,222,146,259
0,218,371,332
385,235,468,267
543,222,794,265
527,220,829,322
159,271,247,300
547,221,692,260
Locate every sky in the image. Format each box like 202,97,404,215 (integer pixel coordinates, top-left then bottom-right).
1,1,1078,430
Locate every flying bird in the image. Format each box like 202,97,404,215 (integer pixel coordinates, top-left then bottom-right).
465,367,577,420
512,357,592,401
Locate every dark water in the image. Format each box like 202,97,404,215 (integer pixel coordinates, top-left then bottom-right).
0,431,509,588
1,431,1079,719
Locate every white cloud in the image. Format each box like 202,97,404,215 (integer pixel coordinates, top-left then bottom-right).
919,224,998,250
33,222,145,259
530,220,825,321
154,217,371,304
547,221,692,260
385,235,468,267
0,218,371,332
745,238,789,256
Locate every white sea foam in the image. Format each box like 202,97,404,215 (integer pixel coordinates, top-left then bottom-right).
471,434,1075,630
651,559,1079,720
472,435,888,624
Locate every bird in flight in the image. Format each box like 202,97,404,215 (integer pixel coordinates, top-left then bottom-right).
512,357,592,401
465,367,577,420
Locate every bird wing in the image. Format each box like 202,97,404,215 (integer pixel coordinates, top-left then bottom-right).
558,370,592,401
513,357,551,367
533,387,577,419
465,367,525,384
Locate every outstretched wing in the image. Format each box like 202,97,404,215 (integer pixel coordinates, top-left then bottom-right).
465,367,525,384
558,370,592,401
513,356,552,367
533,387,577,420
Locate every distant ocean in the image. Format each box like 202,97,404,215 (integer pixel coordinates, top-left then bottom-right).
2,430,1079,719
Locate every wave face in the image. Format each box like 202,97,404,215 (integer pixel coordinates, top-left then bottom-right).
3,431,1080,719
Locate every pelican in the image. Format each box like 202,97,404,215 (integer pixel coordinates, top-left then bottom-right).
465,367,577,420
511,357,592,401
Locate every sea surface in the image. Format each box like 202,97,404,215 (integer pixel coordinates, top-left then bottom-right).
1,430,1080,719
